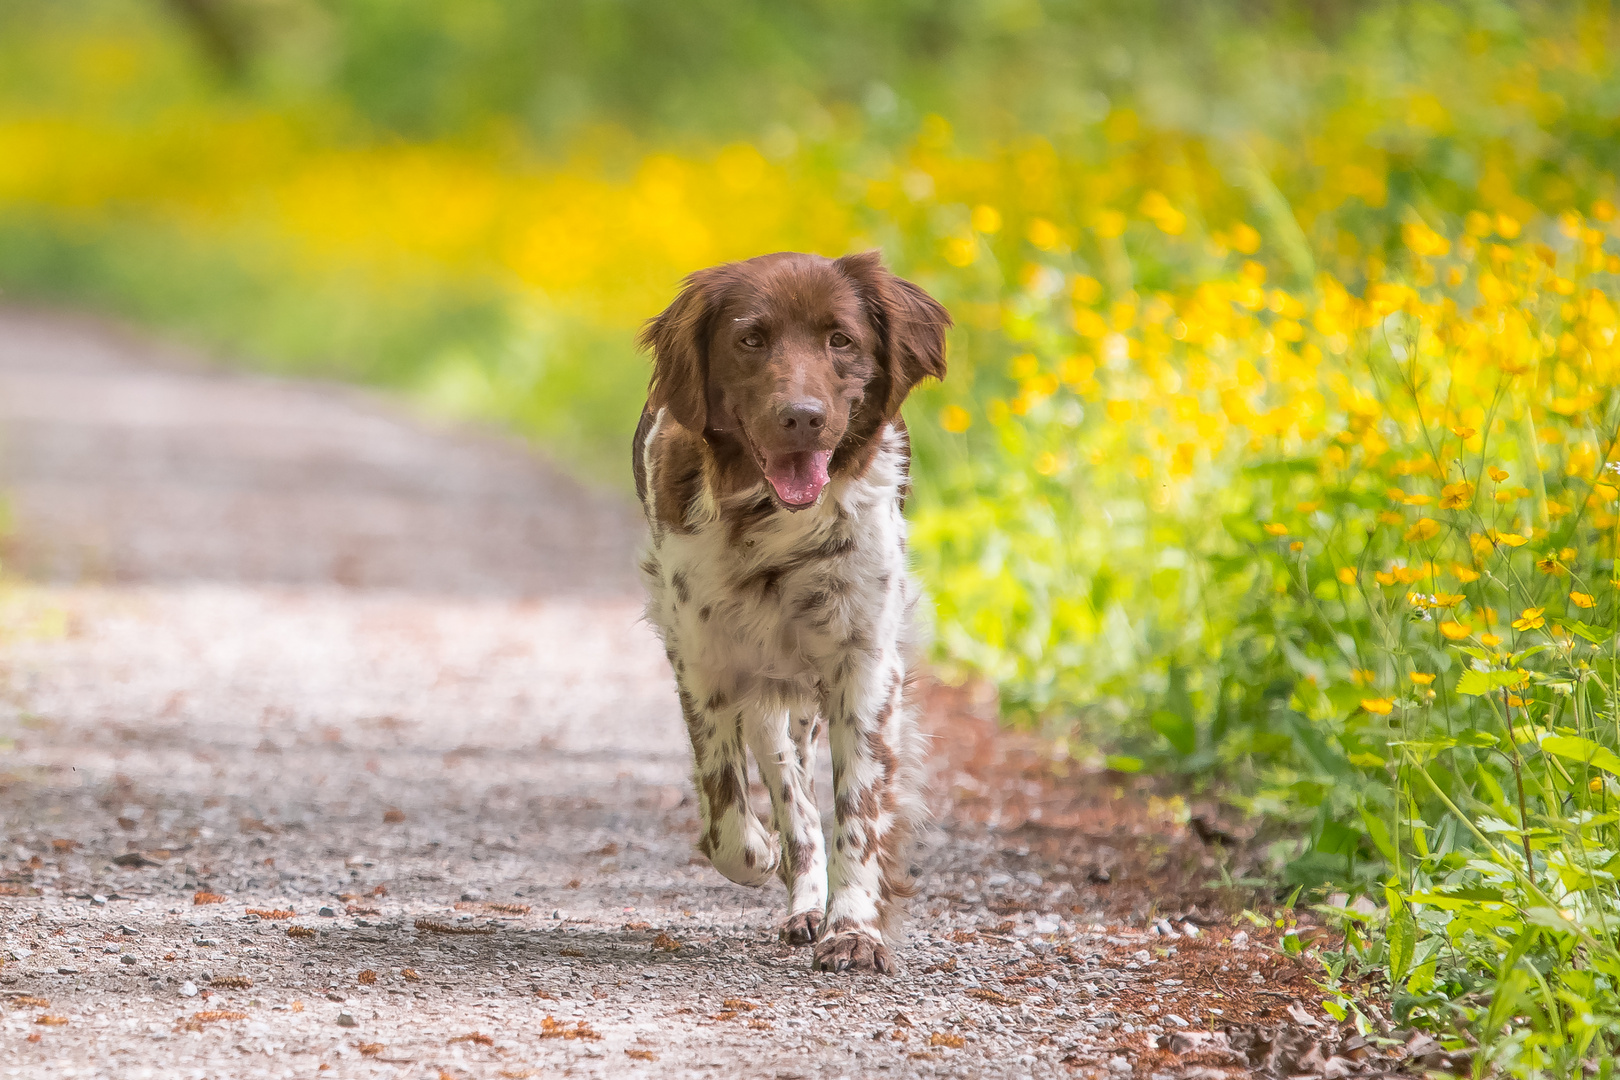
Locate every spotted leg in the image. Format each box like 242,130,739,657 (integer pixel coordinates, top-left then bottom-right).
676,678,779,887
747,709,828,945
814,660,919,975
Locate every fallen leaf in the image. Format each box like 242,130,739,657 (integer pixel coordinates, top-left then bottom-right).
8,996,48,1008
747,1018,774,1030
449,1031,494,1046
401,968,420,982
651,933,681,952
625,1049,657,1061
287,926,317,939
50,839,77,853
721,998,755,1011
558,947,586,957
357,970,377,985
383,808,407,824
589,843,619,856
210,976,252,990
930,1032,965,1048
966,988,1021,1006
623,921,650,931
34,1016,68,1026
290,1001,304,1012
246,908,295,920
193,891,226,906
414,918,494,936
539,1016,601,1041
357,1043,384,1057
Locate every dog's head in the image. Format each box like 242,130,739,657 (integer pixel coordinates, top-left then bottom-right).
641,251,950,509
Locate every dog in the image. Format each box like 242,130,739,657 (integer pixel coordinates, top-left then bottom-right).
633,251,950,973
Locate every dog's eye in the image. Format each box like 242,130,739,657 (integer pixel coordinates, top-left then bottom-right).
741,332,765,349
828,331,852,349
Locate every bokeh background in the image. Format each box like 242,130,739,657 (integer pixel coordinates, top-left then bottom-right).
6,4,1620,1054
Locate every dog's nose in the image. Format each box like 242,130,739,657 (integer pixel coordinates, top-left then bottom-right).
776,400,826,432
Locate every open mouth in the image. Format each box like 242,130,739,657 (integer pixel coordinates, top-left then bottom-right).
762,449,832,508
737,414,832,509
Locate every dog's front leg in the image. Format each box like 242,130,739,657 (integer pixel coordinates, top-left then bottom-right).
746,707,828,945
813,653,917,974
676,677,779,887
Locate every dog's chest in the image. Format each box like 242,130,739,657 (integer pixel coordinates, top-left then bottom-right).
644,449,909,680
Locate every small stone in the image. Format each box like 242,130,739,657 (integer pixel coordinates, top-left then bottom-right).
327,992,345,1002
336,1013,357,1027
318,907,336,917
460,890,484,902
1108,1056,1131,1074
180,981,198,997
1231,931,1249,948
1166,1014,1189,1027
121,955,138,966
56,966,79,975
552,910,562,919
91,895,107,906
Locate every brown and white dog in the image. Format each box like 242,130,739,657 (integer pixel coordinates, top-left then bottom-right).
633,251,950,973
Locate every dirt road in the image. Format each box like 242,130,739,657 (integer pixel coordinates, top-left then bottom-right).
0,310,1308,1079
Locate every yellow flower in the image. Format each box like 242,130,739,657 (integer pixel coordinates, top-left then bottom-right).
1450,426,1477,439
1439,620,1472,640
1409,672,1436,686
1536,556,1567,576
1488,467,1510,482
1264,523,1289,536
1374,570,1397,586
1361,698,1395,715
939,404,972,433
1404,518,1440,542
1336,567,1358,584
1591,778,1605,794
1512,608,1546,631
1571,591,1596,609
1481,633,1503,647
1351,668,1377,685
1506,694,1526,707
1378,511,1405,525
1451,563,1481,583
1493,531,1529,547
1439,481,1474,509
1433,593,1465,607
1289,540,1304,552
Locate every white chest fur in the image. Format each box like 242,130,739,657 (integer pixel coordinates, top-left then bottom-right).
640,414,916,707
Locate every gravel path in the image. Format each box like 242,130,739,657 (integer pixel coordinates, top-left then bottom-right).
0,310,1228,1079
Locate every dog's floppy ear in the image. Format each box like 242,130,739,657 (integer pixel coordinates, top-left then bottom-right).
640,268,723,434
836,250,951,416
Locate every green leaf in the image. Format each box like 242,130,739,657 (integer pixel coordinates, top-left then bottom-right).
1347,752,1387,767
1150,709,1196,756
1104,755,1143,773
1541,735,1620,777
1455,670,1495,696
1561,619,1615,644
1360,807,1397,864
1386,888,1415,984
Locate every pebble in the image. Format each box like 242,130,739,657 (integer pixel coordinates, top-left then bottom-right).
120,955,138,966
318,907,336,917
179,982,198,997
1108,1056,1132,1074
336,1013,357,1027
1167,1014,1189,1027
460,890,484,902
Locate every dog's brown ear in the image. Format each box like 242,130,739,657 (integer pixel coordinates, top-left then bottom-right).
836,250,951,416
640,268,721,434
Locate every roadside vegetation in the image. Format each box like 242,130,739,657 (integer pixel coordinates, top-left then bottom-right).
3,1,1619,1070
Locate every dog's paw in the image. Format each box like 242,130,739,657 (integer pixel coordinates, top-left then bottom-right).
780,910,822,946
811,929,893,974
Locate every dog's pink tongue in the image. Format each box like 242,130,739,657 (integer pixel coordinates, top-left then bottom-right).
764,450,832,507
